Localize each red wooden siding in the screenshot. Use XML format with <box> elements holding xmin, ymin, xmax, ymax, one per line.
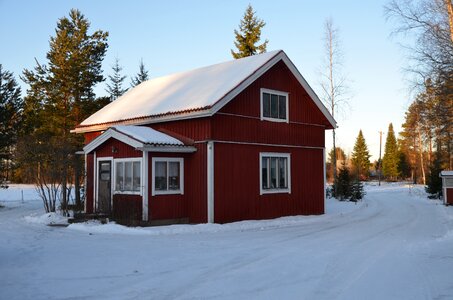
<box><xmin>185</xmin><ymin>143</ymin><xmax>207</xmax><ymax>223</ymax></box>
<box><xmin>85</xmin><ymin>153</ymin><xmax>94</xmax><ymax>214</ymax></box>
<box><xmin>84</xmin><ymin>131</ymin><xmax>102</xmax><ymax>145</ymax></box>
<box><xmin>214</xmin><ymin>143</ymin><xmax>324</xmax><ymax>223</ymax></box>
<box><xmin>212</xmin><ymin>113</ymin><xmax>325</xmax><ymax>147</ymax></box>
<box><xmin>112</xmin><ymin>194</ymin><xmax>142</xmax><ymax>224</ymax></box>
<box><xmin>147</xmin><ymin>152</ymin><xmax>189</xmax><ymax>221</ymax></box>
<box><xmin>95</xmin><ymin>138</ymin><xmax>142</xmax><ymax>158</ymax></box>
<box><xmin>151</xmin><ymin>118</ymin><xmax>211</xmax><ymax>142</ymax></box>
<box><xmin>147</xmin><ymin>144</ymin><xmax>207</xmax><ymax>223</ymax></box>
<box><xmin>447</xmin><ymin>188</ymin><xmax>453</xmax><ymax>205</ymax></box>
<box><xmin>219</xmin><ymin>60</ymin><xmax>331</xmax><ymax>129</ymax></box>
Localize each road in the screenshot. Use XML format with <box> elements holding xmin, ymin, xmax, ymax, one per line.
<box><xmin>1</xmin><ymin>184</ymin><xmax>453</xmax><ymax>299</ymax></box>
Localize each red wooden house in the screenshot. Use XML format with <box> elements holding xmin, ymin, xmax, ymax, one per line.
<box><xmin>73</xmin><ymin>50</ymin><xmax>336</xmax><ymax>224</ymax></box>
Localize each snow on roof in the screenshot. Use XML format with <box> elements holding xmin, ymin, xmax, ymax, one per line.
<box><xmin>79</xmin><ymin>50</ymin><xmax>281</xmax><ymax>127</ymax></box>
<box><xmin>112</xmin><ymin>125</ymin><xmax>183</xmax><ymax>146</ymax></box>
<box><xmin>440</xmin><ymin>171</ymin><xmax>453</xmax><ymax>177</ymax></box>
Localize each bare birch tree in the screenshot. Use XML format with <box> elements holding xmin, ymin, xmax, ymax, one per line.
<box><xmin>320</xmin><ymin>18</ymin><xmax>349</xmax><ymax>189</ymax></box>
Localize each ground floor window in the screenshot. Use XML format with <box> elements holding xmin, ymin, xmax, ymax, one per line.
<box><xmin>260</xmin><ymin>153</ymin><xmax>291</xmax><ymax>194</ymax></box>
<box><xmin>114</xmin><ymin>158</ymin><xmax>141</xmax><ymax>193</ymax></box>
<box><xmin>152</xmin><ymin>157</ymin><xmax>184</xmax><ymax>195</ymax></box>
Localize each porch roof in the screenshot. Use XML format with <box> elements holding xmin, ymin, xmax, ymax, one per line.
<box><xmin>83</xmin><ymin>126</ymin><xmax>197</xmax><ymax>154</ymax></box>
<box><xmin>440</xmin><ymin>171</ymin><xmax>453</xmax><ymax>177</ymax></box>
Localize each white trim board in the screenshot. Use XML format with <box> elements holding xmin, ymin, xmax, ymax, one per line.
<box><xmin>207</xmin><ymin>141</ymin><xmax>214</xmax><ymax>223</ymax></box>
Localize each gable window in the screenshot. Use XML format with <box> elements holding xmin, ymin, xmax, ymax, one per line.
<box><xmin>261</xmin><ymin>88</ymin><xmax>289</xmax><ymax>122</ymax></box>
<box><xmin>260</xmin><ymin>153</ymin><xmax>291</xmax><ymax>194</ymax></box>
<box><xmin>114</xmin><ymin>158</ymin><xmax>141</xmax><ymax>193</ymax></box>
<box><xmin>152</xmin><ymin>157</ymin><xmax>184</xmax><ymax>195</ymax></box>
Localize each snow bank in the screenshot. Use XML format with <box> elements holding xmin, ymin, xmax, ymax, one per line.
<box><xmin>24</xmin><ymin>212</ymin><xmax>68</xmax><ymax>226</ymax></box>
<box><xmin>68</xmin><ymin>199</ymin><xmax>365</xmax><ymax>236</ymax></box>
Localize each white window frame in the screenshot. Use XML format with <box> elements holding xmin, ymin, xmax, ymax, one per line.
<box><xmin>260</xmin><ymin>88</ymin><xmax>289</xmax><ymax>123</ymax></box>
<box><xmin>152</xmin><ymin>157</ymin><xmax>184</xmax><ymax>196</ymax></box>
<box><xmin>259</xmin><ymin>152</ymin><xmax>291</xmax><ymax>195</ymax></box>
<box><xmin>113</xmin><ymin>158</ymin><xmax>142</xmax><ymax>195</ymax></box>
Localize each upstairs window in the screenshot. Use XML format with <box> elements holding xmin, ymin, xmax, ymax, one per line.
<box><xmin>260</xmin><ymin>153</ymin><xmax>291</xmax><ymax>195</ymax></box>
<box><xmin>261</xmin><ymin>88</ymin><xmax>289</xmax><ymax>122</ymax></box>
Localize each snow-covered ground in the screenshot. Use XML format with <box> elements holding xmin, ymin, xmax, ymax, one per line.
<box><xmin>1</xmin><ymin>183</ymin><xmax>452</xmax><ymax>300</ymax></box>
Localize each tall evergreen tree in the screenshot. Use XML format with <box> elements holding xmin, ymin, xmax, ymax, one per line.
<box><xmin>382</xmin><ymin>123</ymin><xmax>400</xmax><ymax>181</ymax></box>
<box><xmin>0</xmin><ymin>65</ymin><xmax>22</xmax><ymax>185</ymax></box>
<box><xmin>130</xmin><ymin>59</ymin><xmax>149</xmax><ymax>87</ymax></box>
<box><xmin>231</xmin><ymin>4</ymin><xmax>268</xmax><ymax>59</ymax></box>
<box><xmin>351</xmin><ymin>130</ymin><xmax>371</xmax><ymax>179</ymax></box>
<box><xmin>21</xmin><ymin>9</ymin><xmax>108</xmax><ymax>211</ymax></box>
<box><xmin>106</xmin><ymin>57</ymin><xmax>127</xmax><ymax>100</ymax></box>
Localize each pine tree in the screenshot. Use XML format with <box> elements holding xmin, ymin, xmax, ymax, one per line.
<box><xmin>130</xmin><ymin>59</ymin><xmax>149</xmax><ymax>87</ymax></box>
<box><xmin>351</xmin><ymin>130</ymin><xmax>371</xmax><ymax>180</ymax></box>
<box><xmin>21</xmin><ymin>9</ymin><xmax>108</xmax><ymax>211</ymax></box>
<box><xmin>382</xmin><ymin>123</ymin><xmax>400</xmax><ymax>181</ymax></box>
<box><xmin>106</xmin><ymin>57</ymin><xmax>127</xmax><ymax>100</ymax></box>
<box><xmin>231</xmin><ymin>4</ymin><xmax>268</xmax><ymax>59</ymax></box>
<box><xmin>0</xmin><ymin>65</ymin><xmax>22</xmax><ymax>186</ymax></box>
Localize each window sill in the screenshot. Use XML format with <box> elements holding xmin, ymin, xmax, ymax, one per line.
<box><xmin>113</xmin><ymin>191</ymin><xmax>142</xmax><ymax>195</ymax></box>
<box><xmin>260</xmin><ymin>117</ymin><xmax>289</xmax><ymax>123</ymax></box>
<box><xmin>260</xmin><ymin>189</ymin><xmax>291</xmax><ymax>195</ymax></box>
<box><xmin>153</xmin><ymin>190</ymin><xmax>184</xmax><ymax>196</ymax></box>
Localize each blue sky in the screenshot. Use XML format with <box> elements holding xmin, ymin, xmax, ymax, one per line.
<box><xmin>0</xmin><ymin>0</ymin><xmax>412</xmax><ymax>160</ymax></box>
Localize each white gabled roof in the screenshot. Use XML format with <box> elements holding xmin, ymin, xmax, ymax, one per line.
<box><xmin>440</xmin><ymin>171</ymin><xmax>453</xmax><ymax>177</ymax></box>
<box><xmin>83</xmin><ymin>126</ymin><xmax>196</xmax><ymax>154</ymax></box>
<box><xmin>74</xmin><ymin>50</ymin><xmax>336</xmax><ymax>133</ymax></box>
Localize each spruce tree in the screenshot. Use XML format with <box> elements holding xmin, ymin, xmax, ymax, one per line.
<box><xmin>0</xmin><ymin>65</ymin><xmax>22</xmax><ymax>186</ymax></box>
<box><xmin>382</xmin><ymin>123</ymin><xmax>400</xmax><ymax>181</ymax></box>
<box><xmin>130</xmin><ymin>59</ymin><xmax>149</xmax><ymax>87</ymax></box>
<box><xmin>425</xmin><ymin>154</ymin><xmax>443</xmax><ymax>199</ymax></box>
<box><xmin>333</xmin><ymin>161</ymin><xmax>351</xmax><ymax>201</ymax></box>
<box><xmin>350</xmin><ymin>178</ymin><xmax>365</xmax><ymax>202</ymax></box>
<box><xmin>231</xmin><ymin>4</ymin><xmax>268</xmax><ymax>59</ymax></box>
<box><xmin>351</xmin><ymin>130</ymin><xmax>371</xmax><ymax>180</ymax></box>
<box><xmin>21</xmin><ymin>9</ymin><xmax>108</xmax><ymax>211</ymax></box>
<box><xmin>106</xmin><ymin>57</ymin><xmax>127</xmax><ymax>100</ymax></box>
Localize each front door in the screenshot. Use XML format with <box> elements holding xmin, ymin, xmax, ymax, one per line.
<box><xmin>97</xmin><ymin>160</ymin><xmax>112</xmax><ymax>214</ymax></box>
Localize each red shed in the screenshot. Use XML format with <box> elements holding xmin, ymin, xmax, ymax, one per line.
<box><xmin>440</xmin><ymin>171</ymin><xmax>453</xmax><ymax>205</ymax></box>
<box><xmin>73</xmin><ymin>50</ymin><xmax>336</xmax><ymax>224</ymax></box>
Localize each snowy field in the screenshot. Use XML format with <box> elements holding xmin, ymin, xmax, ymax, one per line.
<box><xmin>1</xmin><ymin>183</ymin><xmax>453</xmax><ymax>300</ymax></box>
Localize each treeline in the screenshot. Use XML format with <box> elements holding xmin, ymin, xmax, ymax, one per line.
<box><xmin>0</xmin><ymin>9</ymin><xmax>150</xmax><ymax>211</ymax></box>
<box><xmin>385</xmin><ymin>0</ymin><xmax>452</xmax><ymax>197</ymax></box>
<box><xmin>0</xmin><ymin>5</ymin><xmax>269</xmax><ymax>212</ymax></box>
